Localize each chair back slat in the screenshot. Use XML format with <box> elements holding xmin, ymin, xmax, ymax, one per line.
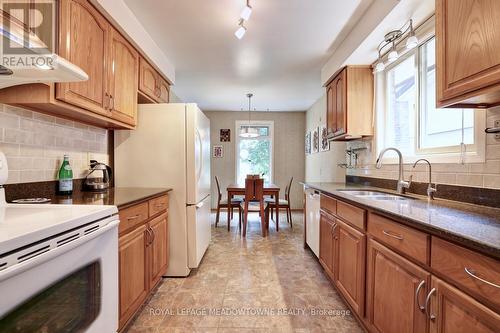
<box><xmin>285</xmin><ymin>177</ymin><xmax>293</xmax><ymax>200</ymax></box>
<box><xmin>215</xmin><ymin>176</ymin><xmax>222</xmax><ymax>199</ymax></box>
<box><xmin>244</xmin><ymin>178</ymin><xmax>264</xmax><ymax>201</ymax></box>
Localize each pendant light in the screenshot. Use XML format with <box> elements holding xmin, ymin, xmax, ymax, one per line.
<box><xmin>240</xmin><ymin>93</ymin><xmax>259</xmax><ymax>138</ymax></box>
<box><xmin>240</xmin><ymin>0</ymin><xmax>252</xmax><ymax>21</ymax></box>
<box><xmin>234</xmin><ymin>19</ymin><xmax>247</xmax><ymax>40</ymax></box>
<box><xmin>405</xmin><ymin>19</ymin><xmax>418</xmax><ymax>49</ymax></box>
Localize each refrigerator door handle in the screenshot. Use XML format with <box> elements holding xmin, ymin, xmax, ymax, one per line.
<box><xmin>187</xmin><ymin>194</ymin><xmax>210</xmax><ymax>207</ymax></box>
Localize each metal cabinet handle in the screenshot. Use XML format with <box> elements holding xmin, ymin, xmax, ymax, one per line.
<box><xmin>382</xmin><ymin>230</ymin><xmax>404</xmax><ymax>240</ymax></box>
<box><xmin>156</xmin><ymin>203</ymin><xmax>164</xmax><ymax>208</ymax></box>
<box><xmin>330</xmin><ymin>222</ymin><xmax>337</xmax><ymax>234</ymax></box>
<box><xmin>104</xmin><ymin>92</ymin><xmax>110</xmax><ymax>109</ymax></box>
<box><xmin>146</xmin><ymin>227</ymin><xmax>153</xmax><ymax>246</ymax></box>
<box><xmin>110</xmin><ymin>94</ymin><xmax>114</xmax><ymax>110</ymax></box>
<box><xmin>127</xmin><ymin>214</ymin><xmax>140</xmax><ymax>221</ymax></box>
<box><xmin>424</xmin><ymin>288</ymin><xmax>437</xmax><ymax>321</ymax></box>
<box><xmin>150</xmin><ymin>227</ymin><xmax>155</xmax><ymax>244</ymax></box>
<box><xmin>415</xmin><ymin>280</ymin><xmax>426</xmax><ymax>311</ymax></box>
<box><xmin>465</xmin><ymin>267</ymin><xmax>500</xmax><ymax>289</ymax></box>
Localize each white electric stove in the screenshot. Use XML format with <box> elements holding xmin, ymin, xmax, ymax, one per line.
<box><xmin>0</xmin><ymin>152</ymin><xmax>120</xmax><ymax>333</ymax></box>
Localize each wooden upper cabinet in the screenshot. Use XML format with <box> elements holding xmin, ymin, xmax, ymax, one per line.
<box><xmin>366</xmin><ymin>239</ymin><xmax>430</xmax><ymax>333</ymax></box>
<box><xmin>138</xmin><ymin>57</ymin><xmax>170</xmax><ymax>103</ymax></box>
<box><xmin>335</xmin><ymin>219</ymin><xmax>366</xmax><ymax>316</ymax></box>
<box><xmin>108</xmin><ymin>28</ymin><xmax>139</xmax><ymax>126</ymax></box>
<box><xmin>325</xmin><ymin>66</ymin><xmax>373</xmax><ymax>140</ymax></box>
<box><xmin>139</xmin><ymin>57</ymin><xmax>158</xmax><ymax>102</ymax></box>
<box><xmin>436</xmin><ymin>0</ymin><xmax>500</xmax><ymax>108</ymax></box>
<box><xmin>157</xmin><ymin>76</ymin><xmax>170</xmax><ymax>103</ymax></box>
<box><xmin>56</xmin><ymin>0</ymin><xmax>110</xmax><ymax>116</ymax></box>
<box><xmin>428</xmin><ymin>276</ymin><xmax>500</xmax><ymax>333</ymax></box>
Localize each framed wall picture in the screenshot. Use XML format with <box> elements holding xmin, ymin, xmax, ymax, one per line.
<box><xmin>213</xmin><ymin>145</ymin><xmax>224</xmax><ymax>158</ymax></box>
<box><xmin>220</xmin><ymin>129</ymin><xmax>231</xmax><ymax>142</ymax></box>
<box><xmin>305</xmin><ymin>132</ymin><xmax>311</xmax><ymax>155</ymax></box>
<box><xmin>312</xmin><ymin>127</ymin><xmax>319</xmax><ymax>153</ymax></box>
<box><xmin>320</xmin><ymin>124</ymin><xmax>329</xmax><ymax>152</ymax></box>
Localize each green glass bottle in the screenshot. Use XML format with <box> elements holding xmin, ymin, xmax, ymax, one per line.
<box><xmin>58</xmin><ymin>154</ymin><xmax>73</xmax><ymax>195</ymax></box>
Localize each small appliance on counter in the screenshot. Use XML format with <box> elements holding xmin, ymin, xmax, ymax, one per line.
<box><xmin>84</xmin><ymin>160</ymin><xmax>112</xmax><ymax>192</ymax></box>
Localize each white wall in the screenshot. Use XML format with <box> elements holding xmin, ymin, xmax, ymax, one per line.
<box><xmin>305</xmin><ymin>95</ymin><xmax>346</xmax><ymax>183</ymax></box>
<box><xmin>204</xmin><ymin>111</ymin><xmax>305</xmax><ymax>210</ymax></box>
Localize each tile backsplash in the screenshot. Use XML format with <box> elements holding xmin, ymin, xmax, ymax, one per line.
<box><xmin>346</xmin><ymin>107</ymin><xmax>500</xmax><ymax>189</ymax></box>
<box><xmin>0</xmin><ymin>104</ymin><xmax>109</xmax><ymax>184</ymax></box>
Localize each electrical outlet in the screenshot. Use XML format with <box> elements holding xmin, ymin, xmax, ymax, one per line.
<box><xmin>495</xmin><ymin>120</ymin><xmax>500</xmax><ymax>140</ymax></box>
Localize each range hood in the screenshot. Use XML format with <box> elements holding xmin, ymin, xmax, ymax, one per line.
<box><xmin>0</xmin><ymin>10</ymin><xmax>88</xmax><ymax>89</ymax></box>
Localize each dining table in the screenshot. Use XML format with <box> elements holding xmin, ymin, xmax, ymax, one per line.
<box><xmin>226</xmin><ymin>183</ymin><xmax>281</xmax><ymax>233</ymax></box>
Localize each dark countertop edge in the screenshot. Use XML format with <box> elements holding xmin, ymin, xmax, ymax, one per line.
<box><xmin>115</xmin><ymin>188</ymin><xmax>173</xmax><ymax>210</ymax></box>
<box><xmin>302</xmin><ymin>182</ymin><xmax>500</xmax><ymax>260</ymax></box>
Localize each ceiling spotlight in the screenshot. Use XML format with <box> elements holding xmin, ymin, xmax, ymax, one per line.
<box><xmin>374</xmin><ymin>61</ymin><xmax>385</xmax><ymax>73</ymax></box>
<box><xmin>235</xmin><ymin>19</ymin><xmax>246</xmax><ymax>39</ymax></box>
<box><xmin>406</xmin><ymin>20</ymin><xmax>418</xmax><ymax>49</ymax></box>
<box><xmin>388</xmin><ymin>42</ymin><xmax>399</xmax><ymax>62</ymax></box>
<box><xmin>240</xmin><ymin>0</ymin><xmax>252</xmax><ymax>21</ymax></box>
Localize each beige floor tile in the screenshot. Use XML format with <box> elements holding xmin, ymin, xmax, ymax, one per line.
<box><xmin>125</xmin><ymin>213</ymin><xmax>361</xmax><ymax>333</ymax></box>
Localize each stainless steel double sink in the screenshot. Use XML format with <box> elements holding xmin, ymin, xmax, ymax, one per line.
<box><xmin>337</xmin><ymin>189</ymin><xmax>414</xmax><ymax>201</ymax></box>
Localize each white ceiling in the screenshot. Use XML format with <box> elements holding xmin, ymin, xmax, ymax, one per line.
<box><xmin>124</xmin><ymin>0</ymin><xmax>370</xmax><ymax>111</ymax></box>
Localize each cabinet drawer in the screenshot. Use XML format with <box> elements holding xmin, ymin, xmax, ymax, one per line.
<box><xmin>368</xmin><ymin>213</ymin><xmax>429</xmax><ymax>265</ymax></box>
<box><xmin>431</xmin><ymin>237</ymin><xmax>500</xmax><ymax>310</ymax></box>
<box><xmin>119</xmin><ymin>202</ymin><xmax>149</xmax><ymax>234</ymax></box>
<box><xmin>337</xmin><ymin>200</ymin><xmax>365</xmax><ymax>230</ymax></box>
<box><xmin>149</xmin><ymin>195</ymin><xmax>168</xmax><ymax>217</ymax></box>
<box><xmin>320</xmin><ymin>194</ymin><xmax>336</xmax><ymax>215</ymax></box>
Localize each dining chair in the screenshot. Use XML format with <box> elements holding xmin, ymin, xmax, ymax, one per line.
<box><xmin>240</xmin><ymin>178</ymin><xmax>268</xmax><ymax>237</ymax></box>
<box><xmin>266</xmin><ymin>177</ymin><xmax>293</xmax><ymax>228</ymax></box>
<box><xmin>215</xmin><ymin>176</ymin><xmax>242</xmax><ymax>231</ymax></box>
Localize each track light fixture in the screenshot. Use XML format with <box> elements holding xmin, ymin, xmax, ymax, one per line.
<box><xmin>234</xmin><ymin>19</ymin><xmax>246</xmax><ymax>39</ymax></box>
<box><xmin>235</xmin><ymin>0</ymin><xmax>253</xmax><ymax>39</ymax></box>
<box><xmin>373</xmin><ymin>19</ymin><xmax>419</xmax><ymax>72</ymax></box>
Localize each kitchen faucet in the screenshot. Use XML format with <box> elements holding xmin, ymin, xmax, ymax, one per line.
<box><xmin>413</xmin><ymin>158</ymin><xmax>437</xmax><ymax>200</ymax></box>
<box><xmin>376</xmin><ymin>147</ymin><xmax>412</xmax><ymax>194</ymax></box>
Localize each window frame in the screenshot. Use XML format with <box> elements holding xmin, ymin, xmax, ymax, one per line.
<box><xmin>375</xmin><ymin>35</ymin><xmax>486</xmax><ymax>165</ymax></box>
<box><xmin>235</xmin><ymin>120</ymin><xmax>274</xmax><ymax>183</ymax></box>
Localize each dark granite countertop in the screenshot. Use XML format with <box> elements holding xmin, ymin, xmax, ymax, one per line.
<box><xmin>49</xmin><ymin>187</ymin><xmax>171</xmax><ymax>209</ymax></box>
<box><xmin>303</xmin><ymin>182</ymin><xmax>500</xmax><ymax>259</ymax></box>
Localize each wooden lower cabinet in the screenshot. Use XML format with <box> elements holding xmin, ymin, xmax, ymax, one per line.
<box><xmin>119</xmin><ymin>224</ymin><xmax>148</xmax><ymax>329</ymax></box>
<box><xmin>428</xmin><ymin>276</ymin><xmax>500</xmax><ymax>333</ymax></box>
<box><xmin>148</xmin><ymin>213</ymin><xmax>169</xmax><ymax>287</ymax></box>
<box><xmin>336</xmin><ymin>219</ymin><xmax>365</xmax><ymax>316</ymax></box>
<box><xmin>118</xmin><ymin>195</ymin><xmax>169</xmax><ymax>331</ymax></box>
<box><xmin>366</xmin><ymin>239</ymin><xmax>430</xmax><ymax>333</ymax></box>
<box><xmin>319</xmin><ymin>211</ymin><xmax>338</xmax><ymax>280</ymax></box>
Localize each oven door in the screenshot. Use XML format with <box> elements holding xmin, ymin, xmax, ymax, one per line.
<box><xmin>0</xmin><ymin>216</ymin><xmax>119</xmax><ymax>333</ymax></box>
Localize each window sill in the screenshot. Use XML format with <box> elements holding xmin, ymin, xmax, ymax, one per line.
<box><xmin>375</xmin><ymin>151</ymin><xmax>485</xmax><ymax>165</ymax></box>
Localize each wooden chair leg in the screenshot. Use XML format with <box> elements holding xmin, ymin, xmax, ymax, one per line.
<box><xmin>227</xmin><ymin>207</ymin><xmax>231</xmax><ymax>232</ymax></box>
<box><xmin>288</xmin><ymin>207</ymin><xmax>293</xmax><ymax>229</ymax></box>
<box><xmin>276</xmin><ymin>207</ymin><xmax>279</xmax><ymax>232</ymax></box>
<box><xmin>260</xmin><ymin>204</ymin><xmax>266</xmax><ymax>237</ymax></box>
<box><xmin>238</xmin><ymin>206</ymin><xmax>242</xmax><ymax>230</ymax></box>
<box><xmin>243</xmin><ymin>203</ymin><xmax>248</xmax><ymax>237</ymax></box>
<box><xmin>231</xmin><ymin>206</ymin><xmax>234</xmax><ymax>219</ymax></box>
<box><xmin>215</xmin><ymin>205</ymin><xmax>221</xmax><ymax>227</ymax></box>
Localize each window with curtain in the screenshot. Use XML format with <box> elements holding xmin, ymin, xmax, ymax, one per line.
<box><xmin>235</xmin><ymin>121</ymin><xmax>273</xmax><ymax>184</ymax></box>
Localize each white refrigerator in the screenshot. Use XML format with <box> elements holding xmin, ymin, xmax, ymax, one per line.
<box><xmin>114</xmin><ymin>103</ymin><xmax>211</xmax><ymax>277</ymax></box>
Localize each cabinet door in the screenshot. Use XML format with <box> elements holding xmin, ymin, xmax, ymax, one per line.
<box><xmin>336</xmin><ymin>219</ymin><xmax>365</xmax><ymax>316</ymax></box>
<box><xmin>319</xmin><ymin>212</ymin><xmax>335</xmax><ymax>280</ymax></box>
<box><xmin>108</xmin><ymin>28</ymin><xmax>139</xmax><ymax>126</ymax></box>
<box><xmin>335</xmin><ymin>69</ymin><xmax>347</xmax><ymax>136</ymax></box>
<box><xmin>326</xmin><ymin>82</ymin><xmax>336</xmax><ymax>135</ymax></box>
<box><xmin>56</xmin><ymin>0</ymin><xmax>110</xmax><ymax>116</ymax></box>
<box><xmin>139</xmin><ymin>57</ymin><xmax>159</xmax><ymax>102</ymax></box>
<box><xmin>429</xmin><ymin>276</ymin><xmax>500</xmax><ymax>333</ymax></box>
<box><xmin>366</xmin><ymin>239</ymin><xmax>430</xmax><ymax>333</ymax></box>
<box><xmin>119</xmin><ymin>224</ymin><xmax>148</xmax><ymax>329</ymax></box>
<box><xmin>148</xmin><ymin>214</ymin><xmax>169</xmax><ymax>288</ymax></box>
<box><xmin>157</xmin><ymin>76</ymin><xmax>170</xmax><ymax>103</ymax></box>
<box><xmin>436</xmin><ymin>0</ymin><xmax>500</xmax><ymax>104</ymax></box>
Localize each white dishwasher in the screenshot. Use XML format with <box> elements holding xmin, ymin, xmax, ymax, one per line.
<box><xmin>305</xmin><ymin>188</ymin><xmax>321</xmax><ymax>257</ymax></box>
